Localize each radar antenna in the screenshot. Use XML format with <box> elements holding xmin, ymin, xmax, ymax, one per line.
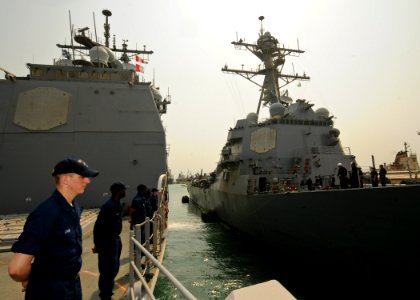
<box><xmin>258</xmin><ymin>16</ymin><xmax>265</xmax><ymax>36</ymax></box>
<box><xmin>102</xmin><ymin>9</ymin><xmax>112</xmax><ymax>47</ymax></box>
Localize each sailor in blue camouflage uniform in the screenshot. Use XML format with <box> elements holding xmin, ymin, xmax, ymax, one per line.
<box><xmin>8</xmin><ymin>158</ymin><xmax>99</xmax><ymax>300</ymax></box>
<box><xmin>92</xmin><ymin>182</ymin><xmax>127</xmax><ymax>300</ymax></box>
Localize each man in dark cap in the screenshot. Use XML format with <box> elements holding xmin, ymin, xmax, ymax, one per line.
<box><xmin>8</xmin><ymin>157</ymin><xmax>99</xmax><ymax>300</ymax></box>
<box><xmin>92</xmin><ymin>182</ymin><xmax>127</xmax><ymax>300</ymax></box>
<box><xmin>130</xmin><ymin>184</ymin><xmax>147</xmax><ymax>231</ymax></box>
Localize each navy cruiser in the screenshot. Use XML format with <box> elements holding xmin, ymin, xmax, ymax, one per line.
<box><xmin>187</xmin><ymin>16</ymin><xmax>420</xmax><ymax>296</ymax></box>
<box><xmin>0</xmin><ymin>9</ymin><xmax>170</xmax><ymax>214</ymax></box>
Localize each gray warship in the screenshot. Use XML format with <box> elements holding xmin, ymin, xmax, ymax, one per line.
<box><xmin>0</xmin><ymin>9</ymin><xmax>170</xmax><ymax>214</ymax></box>
<box><xmin>187</xmin><ymin>17</ymin><xmax>420</xmax><ymax>297</ymax></box>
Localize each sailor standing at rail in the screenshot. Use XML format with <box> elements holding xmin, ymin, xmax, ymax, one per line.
<box><xmin>8</xmin><ymin>158</ymin><xmax>99</xmax><ymax>300</ymax></box>
<box><xmin>92</xmin><ymin>182</ymin><xmax>127</xmax><ymax>300</ymax></box>
<box><xmin>337</xmin><ymin>162</ymin><xmax>348</xmax><ymax>189</ymax></box>
<box><xmin>379</xmin><ymin>164</ymin><xmax>387</xmax><ymax>186</ymax></box>
<box><xmin>130</xmin><ymin>184</ymin><xmax>148</xmax><ymax>242</ymax></box>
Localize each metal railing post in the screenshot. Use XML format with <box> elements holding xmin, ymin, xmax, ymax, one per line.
<box><xmin>129</xmin><ymin>229</ymin><xmax>134</xmax><ymax>298</ymax></box>
<box><xmin>144</xmin><ymin>217</ymin><xmax>151</xmax><ymax>277</ymax></box>
<box><xmin>152</xmin><ymin>218</ymin><xmax>158</xmax><ymax>256</ymax></box>
<box><xmin>160</xmin><ymin>204</ymin><xmax>165</xmax><ymax>242</ymax></box>
<box><xmin>134</xmin><ymin>224</ymin><xmax>142</xmax><ymax>271</ymax></box>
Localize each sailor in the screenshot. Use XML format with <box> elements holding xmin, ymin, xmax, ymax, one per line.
<box><xmin>379</xmin><ymin>164</ymin><xmax>387</xmax><ymax>186</ymax></box>
<box><xmin>350</xmin><ymin>161</ymin><xmax>360</xmax><ymax>188</ymax></box>
<box><xmin>130</xmin><ymin>184</ymin><xmax>148</xmax><ymax>242</ymax></box>
<box><xmin>8</xmin><ymin>158</ymin><xmax>99</xmax><ymax>300</ymax></box>
<box><xmin>92</xmin><ymin>182</ymin><xmax>127</xmax><ymax>300</ymax></box>
<box><xmin>337</xmin><ymin>162</ymin><xmax>348</xmax><ymax>189</ymax></box>
<box><xmin>370</xmin><ymin>167</ymin><xmax>379</xmax><ymax>187</ymax></box>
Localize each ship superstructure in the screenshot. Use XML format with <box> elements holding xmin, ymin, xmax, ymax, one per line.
<box><xmin>386</xmin><ymin>142</ymin><xmax>420</xmax><ymax>183</ymax></box>
<box><xmin>215</xmin><ymin>16</ymin><xmax>353</xmax><ymax>192</ymax></box>
<box><xmin>0</xmin><ymin>10</ymin><xmax>170</xmax><ymax>213</ymax></box>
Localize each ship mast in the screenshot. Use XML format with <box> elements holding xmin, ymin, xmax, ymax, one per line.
<box><xmin>404</xmin><ymin>142</ymin><xmax>413</xmax><ymax>180</ymax></box>
<box><xmin>57</xmin><ymin>9</ymin><xmax>153</xmax><ymax>57</ymax></box>
<box><xmin>222</xmin><ymin>16</ymin><xmax>310</xmax><ymax>116</ymax></box>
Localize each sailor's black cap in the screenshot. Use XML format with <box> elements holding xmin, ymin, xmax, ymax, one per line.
<box><xmin>110</xmin><ymin>182</ymin><xmax>129</xmax><ymax>193</ymax></box>
<box><xmin>51</xmin><ymin>158</ymin><xmax>99</xmax><ymax>177</ymax></box>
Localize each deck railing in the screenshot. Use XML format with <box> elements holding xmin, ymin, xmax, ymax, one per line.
<box><xmin>127</xmin><ymin>178</ymin><xmax>197</xmax><ymax>300</ymax></box>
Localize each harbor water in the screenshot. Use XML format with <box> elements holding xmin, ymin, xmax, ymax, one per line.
<box><xmin>154</xmin><ymin>184</ymin><xmax>300</xmax><ymax>299</ymax></box>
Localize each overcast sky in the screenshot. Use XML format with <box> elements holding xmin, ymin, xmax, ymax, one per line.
<box><xmin>1</xmin><ymin>0</ymin><xmax>420</xmax><ymax>178</ymax></box>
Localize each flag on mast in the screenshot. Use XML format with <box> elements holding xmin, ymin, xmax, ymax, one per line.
<box><xmin>135</xmin><ymin>55</ymin><xmax>145</xmax><ymax>73</ymax></box>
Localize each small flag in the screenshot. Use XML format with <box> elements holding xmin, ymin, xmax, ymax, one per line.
<box><xmin>135</xmin><ymin>55</ymin><xmax>148</xmax><ymax>64</ymax></box>
<box><xmin>135</xmin><ymin>55</ymin><xmax>146</xmax><ymax>73</ymax></box>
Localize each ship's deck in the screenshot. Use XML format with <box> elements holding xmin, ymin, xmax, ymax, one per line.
<box><xmin>0</xmin><ymin>210</ymin><xmax>132</xmax><ymax>299</ymax></box>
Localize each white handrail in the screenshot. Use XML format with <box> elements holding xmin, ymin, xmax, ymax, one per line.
<box><xmin>127</xmin><ymin>175</ymin><xmax>198</xmax><ymax>300</ymax></box>
<box><xmin>130</xmin><ymin>236</ymin><xmax>197</xmax><ymax>300</ymax></box>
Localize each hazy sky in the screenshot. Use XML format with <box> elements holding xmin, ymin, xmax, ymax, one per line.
<box><xmin>1</xmin><ymin>0</ymin><xmax>420</xmax><ymax>178</ymax></box>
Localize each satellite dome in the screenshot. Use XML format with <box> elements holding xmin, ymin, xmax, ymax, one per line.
<box><xmin>246</xmin><ymin>112</ymin><xmax>258</xmax><ymax>125</ymax></box>
<box><xmin>90</xmin><ymin>46</ymin><xmax>109</xmax><ymax>65</ymax></box>
<box><xmin>269</xmin><ymin>102</ymin><xmax>285</xmax><ymax>118</ymax></box>
<box><xmin>329</xmin><ymin>128</ymin><xmax>340</xmax><ymax>137</ymax></box>
<box><xmin>315</xmin><ymin>107</ymin><xmax>329</xmax><ymax>119</ymax></box>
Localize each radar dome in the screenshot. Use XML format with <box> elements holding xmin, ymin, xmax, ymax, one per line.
<box><xmin>90</xmin><ymin>46</ymin><xmax>109</xmax><ymax>65</ymax></box>
<box><xmin>269</xmin><ymin>102</ymin><xmax>285</xmax><ymax>118</ymax></box>
<box><xmin>246</xmin><ymin>112</ymin><xmax>258</xmax><ymax>125</ymax></box>
<box><xmin>329</xmin><ymin>128</ymin><xmax>340</xmax><ymax>137</ymax></box>
<box><xmin>315</xmin><ymin>107</ymin><xmax>329</xmax><ymax>118</ymax></box>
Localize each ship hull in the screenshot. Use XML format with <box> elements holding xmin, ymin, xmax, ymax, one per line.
<box><xmin>0</xmin><ymin>79</ymin><xmax>167</xmax><ymax>214</ymax></box>
<box><xmin>188</xmin><ymin>184</ymin><xmax>420</xmax><ymax>295</ymax></box>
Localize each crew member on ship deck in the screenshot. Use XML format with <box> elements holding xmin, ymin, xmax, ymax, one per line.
<box><xmin>8</xmin><ymin>158</ymin><xmax>99</xmax><ymax>300</ymax></box>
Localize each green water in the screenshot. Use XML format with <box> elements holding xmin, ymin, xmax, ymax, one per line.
<box><xmin>154</xmin><ymin>184</ymin><xmax>278</xmax><ymax>299</ymax></box>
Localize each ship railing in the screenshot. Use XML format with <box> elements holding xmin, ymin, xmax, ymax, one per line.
<box><xmin>127</xmin><ymin>176</ymin><xmax>197</xmax><ymax>300</ymax></box>
<box><xmin>128</xmin><ymin>215</ymin><xmax>197</xmax><ymax>300</ymax></box>
<box><xmin>128</xmin><ymin>229</ymin><xmax>197</xmax><ymax>300</ymax></box>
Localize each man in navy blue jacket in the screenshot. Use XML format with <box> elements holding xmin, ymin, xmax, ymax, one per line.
<box><xmin>8</xmin><ymin>158</ymin><xmax>99</xmax><ymax>300</ymax></box>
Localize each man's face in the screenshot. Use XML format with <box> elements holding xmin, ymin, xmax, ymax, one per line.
<box><xmin>64</xmin><ymin>173</ymin><xmax>91</xmax><ymax>195</ymax></box>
